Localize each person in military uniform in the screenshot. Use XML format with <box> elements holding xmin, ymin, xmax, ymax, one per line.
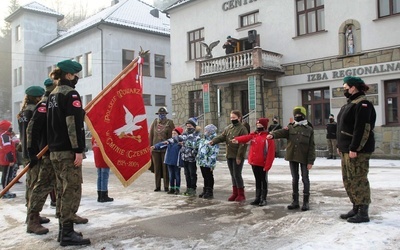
<box><xmin>149</xmin><ymin>107</ymin><xmax>175</xmax><ymax>192</ymax></box>
<box><xmin>17</xmin><ymin>86</ymin><xmax>49</xmax><ymax>222</ymax></box>
<box><xmin>267</xmin><ymin>106</ymin><xmax>315</xmax><ymax>211</ymax></box>
<box><xmin>25</xmin><ymin>79</ymin><xmax>56</xmax><ymax>235</ymax></box>
<box><xmin>47</xmin><ymin>60</ymin><xmax>90</xmax><ymax>246</ymax></box>
<box><xmin>337</xmin><ymin>76</ymin><xmax>376</xmax><ymax>223</ymax></box>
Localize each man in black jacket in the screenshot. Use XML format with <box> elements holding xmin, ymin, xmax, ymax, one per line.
<box><xmin>326</xmin><ymin>114</ymin><xmax>337</xmax><ymax>159</ymax></box>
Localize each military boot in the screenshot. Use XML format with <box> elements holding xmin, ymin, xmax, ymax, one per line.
<box><xmin>347</xmin><ymin>205</ymin><xmax>370</xmax><ymax>223</ymax></box>
<box><xmin>60</xmin><ymin>222</ymin><xmax>91</xmax><ymax>246</ymax></box>
<box><xmin>72</xmin><ymin>214</ymin><xmax>88</xmax><ymax>224</ymax></box>
<box><xmin>27</xmin><ymin>212</ymin><xmax>49</xmax><ymax>235</ymax></box>
<box><xmin>287</xmin><ymin>193</ymin><xmax>300</xmax><ymax>210</ymax></box>
<box><xmin>340</xmin><ymin>204</ymin><xmax>358</xmax><ymax>219</ymax></box>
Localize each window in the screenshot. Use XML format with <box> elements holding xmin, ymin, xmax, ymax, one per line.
<box><xmin>142</xmin><ymin>53</ymin><xmax>150</xmax><ymax>76</ymax></box>
<box><xmin>76</xmin><ymin>55</ymin><xmax>83</xmax><ymax>78</ymax></box>
<box><xmin>385</xmin><ymin>80</ymin><xmax>400</xmax><ymax>125</ymax></box>
<box><xmin>296</xmin><ymin>0</ymin><xmax>325</xmax><ymax>35</ymax></box>
<box><xmin>188</xmin><ymin>28</ymin><xmax>205</xmax><ymax>60</ymax></box>
<box><xmin>240</xmin><ymin>11</ymin><xmax>259</xmax><ymax>27</ymax></box>
<box><xmin>154</xmin><ymin>54</ymin><xmax>165</xmax><ymax>78</ymax></box>
<box><xmin>13</xmin><ymin>68</ymin><xmax>17</xmax><ymax>87</ymax></box>
<box><xmin>378</xmin><ymin>0</ymin><xmax>400</xmax><ymax>17</ymax></box>
<box><xmin>155</xmin><ymin>95</ymin><xmax>166</xmax><ymax>106</ymax></box>
<box><xmin>302</xmin><ymin>87</ymin><xmax>330</xmax><ymax>127</ymax></box>
<box><xmin>122</xmin><ymin>50</ymin><xmax>134</xmax><ymax>69</ymax></box>
<box><xmin>85</xmin><ymin>52</ymin><xmax>92</xmax><ymax>77</ymax></box>
<box><xmin>15</xmin><ymin>25</ymin><xmax>21</xmax><ymax>41</ymax></box>
<box><xmin>18</xmin><ymin>67</ymin><xmax>22</xmax><ymax>86</ymax></box>
<box><xmin>143</xmin><ymin>94</ymin><xmax>151</xmax><ymax>106</ymax></box>
<box><xmin>85</xmin><ymin>94</ymin><xmax>92</xmax><ymax>106</ymax></box>
<box><xmin>189</xmin><ymin>90</ymin><xmax>203</xmax><ymax>117</ymax></box>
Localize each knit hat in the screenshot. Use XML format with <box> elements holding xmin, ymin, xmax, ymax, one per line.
<box><xmin>293</xmin><ymin>106</ymin><xmax>307</xmax><ymax>117</ymax></box>
<box><xmin>156</xmin><ymin>107</ymin><xmax>168</xmax><ymax>114</ymax></box>
<box><xmin>204</xmin><ymin>124</ymin><xmax>217</xmax><ymax>135</ymax></box>
<box><xmin>0</xmin><ymin>120</ymin><xmax>12</xmax><ymax>131</ymax></box>
<box><xmin>25</xmin><ymin>86</ymin><xmax>45</xmax><ymax>97</ymax></box>
<box><xmin>257</xmin><ymin>118</ymin><xmax>269</xmax><ymax>128</ymax></box>
<box><xmin>57</xmin><ymin>60</ymin><xmax>82</xmax><ymax>74</ymax></box>
<box><xmin>329</xmin><ymin>114</ymin><xmax>334</xmax><ymax>119</ymax></box>
<box><xmin>186</xmin><ymin>117</ymin><xmax>198</xmax><ymax>127</ymax></box>
<box><xmin>174</xmin><ymin>127</ymin><xmax>183</xmax><ymax>135</ymax></box>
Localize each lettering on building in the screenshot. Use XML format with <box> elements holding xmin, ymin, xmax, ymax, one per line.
<box><xmin>222</xmin><ymin>0</ymin><xmax>258</xmax><ymax>11</ymax></box>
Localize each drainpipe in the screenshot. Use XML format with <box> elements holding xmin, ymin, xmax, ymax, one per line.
<box><xmin>260</xmin><ymin>74</ymin><xmax>265</xmax><ymax>117</ymax></box>
<box><xmin>96</xmin><ymin>22</ymin><xmax>104</xmax><ymax>90</ymax></box>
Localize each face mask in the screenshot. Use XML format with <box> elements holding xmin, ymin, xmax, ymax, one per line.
<box><xmin>71</xmin><ymin>75</ymin><xmax>79</xmax><ymax>86</ymax></box>
<box><xmin>344</xmin><ymin>89</ymin><xmax>351</xmax><ymax>98</ymax></box>
<box><xmin>256</xmin><ymin>127</ymin><xmax>264</xmax><ymax>132</ymax></box>
<box><xmin>329</xmin><ymin>118</ymin><xmax>334</xmax><ymax>123</ymax></box>
<box><xmin>294</xmin><ymin>116</ymin><xmax>303</xmax><ymax>122</ymax></box>
<box><xmin>231</xmin><ymin>119</ymin><xmax>239</xmax><ymax>125</ymax></box>
<box><xmin>273</xmin><ymin>121</ymin><xmax>278</xmax><ymax>124</ymax></box>
<box><xmin>186</xmin><ymin>128</ymin><xmax>195</xmax><ymax>134</ymax></box>
<box><xmin>158</xmin><ymin>114</ymin><xmax>166</xmax><ymax>120</ymax></box>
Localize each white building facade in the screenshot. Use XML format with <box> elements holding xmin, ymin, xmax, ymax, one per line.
<box><xmin>6</xmin><ymin>0</ymin><xmax>172</xmax><ymax>131</ymax></box>
<box><xmin>166</xmin><ymin>0</ymin><xmax>400</xmax><ymax>158</ymax></box>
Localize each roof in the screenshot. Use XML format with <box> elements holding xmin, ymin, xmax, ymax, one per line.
<box><xmin>40</xmin><ymin>0</ymin><xmax>170</xmax><ymax>51</ymax></box>
<box><xmin>5</xmin><ymin>1</ymin><xmax>64</xmax><ymax>22</ymax></box>
<box><xmin>164</xmin><ymin>0</ymin><xmax>197</xmax><ymax>12</ymax></box>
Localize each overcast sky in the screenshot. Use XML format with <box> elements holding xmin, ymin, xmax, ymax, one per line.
<box><xmin>0</xmin><ymin>0</ymin><xmax>155</xmax><ymax>30</ymax></box>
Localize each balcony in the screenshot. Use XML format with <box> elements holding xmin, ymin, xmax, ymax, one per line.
<box><xmin>195</xmin><ymin>47</ymin><xmax>283</xmax><ymax>79</ymax></box>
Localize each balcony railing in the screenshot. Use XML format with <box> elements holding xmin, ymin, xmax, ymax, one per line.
<box><xmin>196</xmin><ymin>47</ymin><xmax>283</xmax><ymax>77</ymax></box>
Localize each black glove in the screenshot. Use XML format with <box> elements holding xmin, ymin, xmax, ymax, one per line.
<box><xmin>29</xmin><ymin>156</ymin><xmax>38</xmax><ymax>168</ymax></box>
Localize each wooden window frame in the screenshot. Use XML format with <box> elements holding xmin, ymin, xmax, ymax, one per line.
<box><xmin>240</xmin><ymin>11</ymin><xmax>259</xmax><ymax>27</ymax></box>
<box><xmin>296</xmin><ymin>0</ymin><xmax>325</xmax><ymax>36</ymax></box>
<box><xmin>384</xmin><ymin>79</ymin><xmax>400</xmax><ymax>125</ymax></box>
<box><xmin>189</xmin><ymin>90</ymin><xmax>203</xmax><ymax>117</ymax></box>
<box><xmin>154</xmin><ymin>54</ymin><xmax>165</xmax><ymax>78</ymax></box>
<box><xmin>302</xmin><ymin>87</ymin><xmax>330</xmax><ymax>128</ymax></box>
<box><xmin>188</xmin><ymin>28</ymin><xmax>205</xmax><ymax>60</ymax></box>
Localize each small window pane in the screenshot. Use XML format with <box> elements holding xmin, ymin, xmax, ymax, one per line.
<box><xmin>387</xmin><ymin>97</ymin><xmax>398</xmax><ymax>123</ymax></box>
<box><xmin>316</xmin><ymin>0</ymin><xmax>324</xmax><ymax>6</ymax></box>
<box><xmin>297</xmin><ymin>0</ymin><xmax>305</xmax><ymax>11</ymax></box>
<box><xmin>143</xmin><ymin>94</ymin><xmax>151</xmax><ymax>106</ymax></box>
<box><xmin>314</xmin><ymin>104</ymin><xmax>322</xmax><ymax>125</ymax></box>
<box><xmin>306</xmin><ymin>0</ymin><xmax>315</xmax><ymax>9</ymax></box>
<box><xmin>314</xmin><ymin>90</ymin><xmax>322</xmax><ymax>100</ymax></box>
<box><xmin>155</xmin><ymin>95</ymin><xmax>166</xmax><ymax>106</ymax></box>
<box><xmin>395</xmin><ymin>0</ymin><xmax>400</xmax><ymax>13</ymax></box>
<box><xmin>317</xmin><ymin>9</ymin><xmax>325</xmax><ymax>30</ymax></box>
<box><xmin>299</xmin><ymin>14</ymin><xmax>306</xmax><ymax>35</ymax></box>
<box><xmin>324</xmin><ymin>89</ymin><xmax>330</xmax><ymax>99</ymax></box>
<box><xmin>379</xmin><ymin>0</ymin><xmax>390</xmax><ymax>16</ymax></box>
<box><xmin>308</xmin><ymin>11</ymin><xmax>316</xmax><ymax>33</ymax></box>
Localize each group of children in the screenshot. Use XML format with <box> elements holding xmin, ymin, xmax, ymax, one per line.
<box><xmin>150</xmin><ymin>106</ymin><xmax>315</xmax><ymax>212</ymax></box>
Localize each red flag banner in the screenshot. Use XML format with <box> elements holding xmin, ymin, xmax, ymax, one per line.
<box><xmin>85</xmin><ymin>57</ymin><xmax>150</xmax><ymax>187</ymax></box>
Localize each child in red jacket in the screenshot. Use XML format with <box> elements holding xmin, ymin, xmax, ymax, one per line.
<box><xmin>0</xmin><ymin>120</ymin><xmax>16</xmax><ymax>199</ymax></box>
<box><xmin>232</xmin><ymin>118</ymin><xmax>275</xmax><ymax>206</ymax></box>
<box><xmin>92</xmin><ymin>138</ymin><xmax>113</xmax><ymax>202</ymax></box>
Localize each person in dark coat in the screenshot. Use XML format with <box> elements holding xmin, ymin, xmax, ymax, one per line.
<box><xmin>337</xmin><ymin>76</ymin><xmax>376</xmax><ymax>223</ymax></box>
<box><xmin>267</xmin><ymin>106</ymin><xmax>315</xmax><ymax>211</ymax></box>
<box><xmin>326</xmin><ymin>114</ymin><xmax>337</xmax><ymax>159</ymax></box>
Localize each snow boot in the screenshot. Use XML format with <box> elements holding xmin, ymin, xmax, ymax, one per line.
<box><xmin>174</xmin><ymin>187</ymin><xmax>180</xmax><ymax>195</ymax></box>
<box><xmin>340</xmin><ymin>204</ymin><xmax>358</xmax><ymax>219</ymax></box>
<box><xmin>60</xmin><ymin>221</ymin><xmax>91</xmax><ymax>246</ymax></box>
<box><xmin>183</xmin><ymin>188</ymin><xmax>194</xmax><ymax>196</ymax></box>
<box><xmin>198</xmin><ymin>187</ymin><xmax>206</xmax><ymax>198</ymax></box>
<box><xmin>287</xmin><ymin>193</ymin><xmax>300</xmax><ymax>210</ymax></box>
<box><xmin>235</xmin><ymin>187</ymin><xmax>246</xmax><ymax>202</ymax></box>
<box><xmin>97</xmin><ymin>191</ymin><xmax>102</xmax><ymax>202</ymax></box>
<box><xmin>347</xmin><ymin>205</ymin><xmax>370</xmax><ymax>223</ymax></box>
<box><xmin>27</xmin><ymin>212</ymin><xmax>49</xmax><ymax>235</ymax></box>
<box><xmin>228</xmin><ymin>186</ymin><xmax>238</xmax><ymax>201</ymax></box>
<box><xmin>259</xmin><ymin>189</ymin><xmax>268</xmax><ymax>207</ymax></box>
<box><xmin>301</xmin><ymin>194</ymin><xmax>310</xmax><ymax>211</ymax></box>
<box><xmin>167</xmin><ymin>187</ymin><xmax>175</xmax><ymax>194</ymax></box>
<box><xmin>203</xmin><ymin>187</ymin><xmax>214</xmax><ymax>199</ymax></box>
<box><xmin>100</xmin><ymin>191</ymin><xmax>114</xmax><ymax>202</ymax></box>
<box><xmin>250</xmin><ymin>189</ymin><xmax>261</xmax><ymax>205</ymax></box>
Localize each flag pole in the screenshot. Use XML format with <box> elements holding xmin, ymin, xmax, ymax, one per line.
<box><xmin>0</xmin><ymin>145</ymin><xmax>48</xmax><ymax>198</ymax></box>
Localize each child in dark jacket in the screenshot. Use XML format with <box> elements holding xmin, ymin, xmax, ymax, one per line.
<box><xmin>151</xmin><ymin>127</ymin><xmax>184</xmax><ymax>195</ymax></box>
<box><xmin>232</xmin><ymin>118</ymin><xmax>275</xmax><ymax>206</ymax></box>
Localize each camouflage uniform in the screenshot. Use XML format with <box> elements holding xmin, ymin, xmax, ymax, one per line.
<box><xmin>337</xmin><ymin>92</ymin><xmax>376</xmax><ymax>207</ymax></box>
<box><xmin>47</xmin><ymin>80</ymin><xmax>86</xmax><ymax>224</ymax></box>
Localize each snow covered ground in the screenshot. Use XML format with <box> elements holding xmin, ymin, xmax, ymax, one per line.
<box><xmin>1</xmin><ymin>153</ymin><xmax>400</xmax><ymax>249</ymax></box>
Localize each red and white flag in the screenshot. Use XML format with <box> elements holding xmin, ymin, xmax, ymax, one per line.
<box><xmin>85</xmin><ymin>57</ymin><xmax>150</xmax><ymax>187</ymax></box>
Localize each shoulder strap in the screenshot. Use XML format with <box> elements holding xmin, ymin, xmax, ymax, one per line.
<box><xmin>351</xmin><ymin>95</ymin><xmax>367</xmax><ymax>104</ymax></box>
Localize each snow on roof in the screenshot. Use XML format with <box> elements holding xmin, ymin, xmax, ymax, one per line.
<box><xmin>164</xmin><ymin>0</ymin><xmax>197</xmax><ymax>12</ymax></box>
<box><xmin>5</xmin><ymin>1</ymin><xmax>64</xmax><ymax>22</ymax></box>
<box><xmin>40</xmin><ymin>0</ymin><xmax>170</xmax><ymax>51</ymax></box>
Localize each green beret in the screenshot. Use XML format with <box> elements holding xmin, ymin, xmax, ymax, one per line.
<box><xmin>25</xmin><ymin>86</ymin><xmax>45</xmax><ymax>97</ymax></box>
<box><xmin>343</xmin><ymin>76</ymin><xmax>364</xmax><ymax>87</ymax></box>
<box><xmin>293</xmin><ymin>106</ymin><xmax>306</xmax><ymax>116</ymax></box>
<box><xmin>43</xmin><ymin>78</ymin><xmax>53</xmax><ymax>86</ymax></box>
<box><xmin>57</xmin><ymin>60</ymin><xmax>82</xmax><ymax>74</ymax></box>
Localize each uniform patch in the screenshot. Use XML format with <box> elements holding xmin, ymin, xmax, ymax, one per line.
<box><xmin>72</xmin><ymin>100</ymin><xmax>82</xmax><ymax>108</ymax></box>
<box><xmin>38</xmin><ymin>106</ymin><xmax>47</xmax><ymax>113</ymax></box>
<box><xmin>362</xmin><ymin>103</ymin><xmax>368</xmax><ymax>107</ymax></box>
<box><xmin>72</xmin><ymin>94</ymin><xmax>78</xmax><ymax>99</ymax></box>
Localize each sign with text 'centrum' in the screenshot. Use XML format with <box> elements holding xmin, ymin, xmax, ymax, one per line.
<box><xmin>222</xmin><ymin>0</ymin><xmax>258</xmax><ymax>11</ymax></box>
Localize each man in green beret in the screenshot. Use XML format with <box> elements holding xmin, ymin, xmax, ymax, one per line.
<box><xmin>337</xmin><ymin>76</ymin><xmax>376</xmax><ymax>223</ymax></box>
